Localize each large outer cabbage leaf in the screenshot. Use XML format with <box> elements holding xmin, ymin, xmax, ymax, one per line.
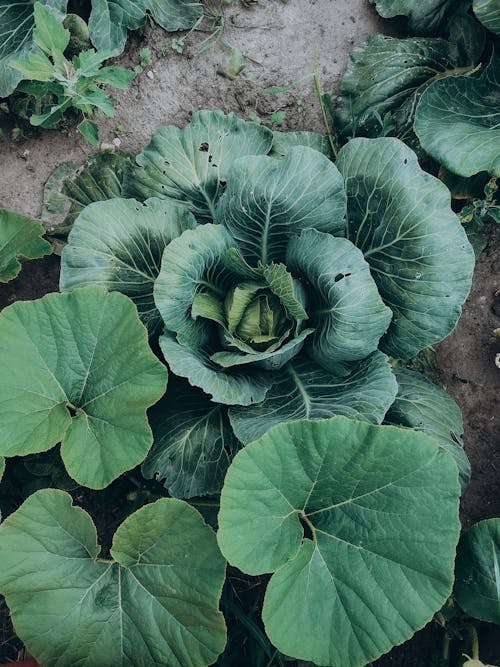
<box><xmin>385</xmin><ymin>367</ymin><xmax>470</xmax><ymax>489</ymax></box>
<box><xmin>0</xmin><ymin>0</ymin><xmax>66</xmax><ymax>97</ymax></box>
<box><xmin>0</xmin><ymin>286</ymin><xmax>167</xmax><ymax>488</ymax></box>
<box><xmin>218</xmin><ymin>417</ymin><xmax>460</xmax><ymax>666</ymax></box>
<box><xmin>414</xmin><ymin>57</ymin><xmax>500</xmax><ymax>177</ymax></box>
<box><xmin>215</xmin><ymin>147</ymin><xmax>346</xmax><ymax>265</ymax></box>
<box><xmin>89</xmin><ymin>0</ymin><xmax>203</xmax><ymax>55</ymax></box>
<box><xmin>124</xmin><ymin>111</ymin><xmax>273</xmax><ymax>221</ymax></box>
<box><xmin>454</xmin><ymin>518</ymin><xmax>500</xmax><ymax>624</ymax></box>
<box><xmin>228</xmin><ymin>351</ymin><xmax>397</xmax><ymax>444</ymax></box>
<box><xmin>336</xmin><ymin>137</ymin><xmax>475</xmax><ymax>359</ymax></box>
<box><xmin>142</xmin><ymin>378</ymin><xmax>239</xmax><ymax>498</ymax></box>
<box><xmin>60</xmin><ymin>197</ymin><xmax>196</xmax><ymax>335</ymax></box>
<box><xmin>369</xmin><ymin>0</ymin><xmax>468</xmax><ymax>34</ymax></box>
<box><xmin>473</xmin><ymin>0</ymin><xmax>500</xmax><ymax>35</ymax></box>
<box><xmin>0</xmin><ymin>490</ymin><xmax>227</xmax><ymax>666</ymax></box>
<box><xmin>0</xmin><ymin>209</ymin><xmax>52</xmax><ymax>282</ymax></box>
<box><xmin>334</xmin><ymin>34</ymin><xmax>459</xmax><ymax>139</ymax></box>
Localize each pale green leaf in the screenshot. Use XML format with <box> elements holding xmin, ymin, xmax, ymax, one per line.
<box><xmin>287</xmin><ymin>229</ymin><xmax>392</xmax><ymax>367</ymax></box>
<box><xmin>0</xmin><ymin>286</ymin><xmax>167</xmax><ymax>488</ymax></box>
<box><xmin>455</xmin><ymin>518</ymin><xmax>500</xmax><ymax>624</ymax></box>
<box><xmin>385</xmin><ymin>367</ymin><xmax>470</xmax><ymax>490</ymax></box>
<box><xmin>414</xmin><ymin>57</ymin><xmax>500</xmax><ymax>177</ymax></box>
<box><xmin>60</xmin><ymin>197</ymin><xmax>196</xmax><ymax>335</ymax></box>
<box><xmin>124</xmin><ymin>110</ymin><xmax>273</xmax><ymax>221</ymax></box>
<box><xmin>336</xmin><ymin>137</ymin><xmax>475</xmax><ymax>359</ymax></box>
<box><xmin>9</xmin><ymin>50</ymin><xmax>54</xmax><ymax>81</ymax></box>
<box><xmin>0</xmin><ymin>209</ymin><xmax>52</xmax><ymax>282</ymax></box>
<box><xmin>218</xmin><ymin>417</ymin><xmax>460</xmax><ymax>666</ymax></box>
<box><xmin>229</xmin><ymin>352</ymin><xmax>398</xmax><ymax>444</ymax></box>
<box><xmin>0</xmin><ymin>489</ymin><xmax>227</xmax><ymax>666</ymax></box>
<box><xmin>142</xmin><ymin>379</ymin><xmax>238</xmax><ymax>498</ymax></box>
<box><xmin>32</xmin><ymin>1</ymin><xmax>69</xmax><ymax>55</ymax></box>
<box><xmin>215</xmin><ymin>146</ymin><xmax>346</xmax><ymax>265</ymax></box>
<box><xmin>95</xmin><ymin>65</ymin><xmax>136</xmax><ymax>88</ymax></box>
<box><xmin>0</xmin><ymin>0</ymin><xmax>66</xmax><ymax>97</ymax></box>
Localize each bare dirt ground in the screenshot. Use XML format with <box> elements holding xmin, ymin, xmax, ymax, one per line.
<box><xmin>0</xmin><ymin>0</ymin><xmax>499</xmax><ymax>665</ymax></box>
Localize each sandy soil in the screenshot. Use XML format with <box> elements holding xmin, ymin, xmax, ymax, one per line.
<box><xmin>0</xmin><ymin>0</ymin><xmax>499</xmax><ymax>665</ymax></box>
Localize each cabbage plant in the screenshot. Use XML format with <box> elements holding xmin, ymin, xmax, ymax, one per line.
<box><xmin>59</xmin><ymin>110</ymin><xmax>474</xmax><ymax>499</ymax></box>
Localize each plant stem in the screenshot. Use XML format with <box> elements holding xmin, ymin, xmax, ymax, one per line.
<box><xmin>313</xmin><ymin>54</ymin><xmax>338</xmax><ymax>159</ymax></box>
<box><xmin>467</xmin><ymin>625</ymin><xmax>480</xmax><ymax>660</ymax></box>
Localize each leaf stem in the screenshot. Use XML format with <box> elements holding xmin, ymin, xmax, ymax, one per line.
<box><xmin>313</xmin><ymin>53</ymin><xmax>338</xmax><ymax>159</ymax></box>
<box><xmin>299</xmin><ymin>511</ymin><xmax>316</xmax><ymax>543</ymax></box>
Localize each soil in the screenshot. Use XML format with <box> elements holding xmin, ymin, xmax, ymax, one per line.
<box><xmin>0</xmin><ymin>0</ymin><xmax>499</xmax><ymax>665</ymax></box>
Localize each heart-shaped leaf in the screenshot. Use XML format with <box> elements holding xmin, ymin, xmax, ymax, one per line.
<box><xmin>0</xmin><ymin>489</ymin><xmax>227</xmax><ymax>666</ymax></box>
<box><xmin>228</xmin><ymin>351</ymin><xmax>398</xmax><ymax>444</ymax></box>
<box><xmin>0</xmin><ymin>286</ymin><xmax>167</xmax><ymax>488</ymax></box>
<box><xmin>336</xmin><ymin>137</ymin><xmax>475</xmax><ymax>359</ymax></box>
<box><xmin>215</xmin><ymin>147</ymin><xmax>346</xmax><ymax>266</ymax></box>
<box><xmin>0</xmin><ymin>209</ymin><xmax>52</xmax><ymax>282</ymax></box>
<box><xmin>414</xmin><ymin>57</ymin><xmax>500</xmax><ymax>177</ymax></box>
<box><xmin>60</xmin><ymin>197</ymin><xmax>196</xmax><ymax>335</ymax></box>
<box><xmin>454</xmin><ymin>518</ymin><xmax>500</xmax><ymax>624</ymax></box>
<box><xmin>124</xmin><ymin>111</ymin><xmax>273</xmax><ymax>221</ymax></box>
<box><xmin>218</xmin><ymin>417</ymin><xmax>460</xmax><ymax>666</ymax></box>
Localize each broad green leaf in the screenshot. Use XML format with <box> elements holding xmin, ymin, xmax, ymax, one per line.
<box><xmin>336</xmin><ymin>137</ymin><xmax>475</xmax><ymax>359</ymax></box>
<box><xmin>0</xmin><ymin>287</ymin><xmax>167</xmax><ymax>489</ymax></box>
<box><xmin>334</xmin><ymin>34</ymin><xmax>459</xmax><ymax>139</ymax></box>
<box><xmin>448</xmin><ymin>13</ymin><xmax>486</xmax><ymax>66</ymax></box>
<box><xmin>0</xmin><ymin>209</ymin><xmax>52</xmax><ymax>282</ymax></box>
<box><xmin>455</xmin><ymin>518</ymin><xmax>500</xmax><ymax>624</ymax></box>
<box><xmin>88</xmin><ymin>0</ymin><xmax>203</xmax><ymax>55</ymax></box>
<box><xmin>414</xmin><ymin>57</ymin><xmax>500</xmax><ymax>177</ymax></box>
<box><xmin>0</xmin><ymin>489</ymin><xmax>227</xmax><ymax>666</ymax></box>
<box><xmin>287</xmin><ymin>229</ymin><xmax>392</xmax><ymax>367</ymax></box>
<box><xmin>94</xmin><ymin>65</ymin><xmax>136</xmax><ymax>88</ymax></box>
<box><xmin>218</xmin><ymin>417</ymin><xmax>460</xmax><ymax>666</ymax></box>
<box><xmin>42</xmin><ymin>152</ymin><xmax>130</xmax><ymax>235</ymax></box>
<box><xmin>124</xmin><ymin>111</ymin><xmax>273</xmax><ymax>221</ymax></box>
<box><xmin>32</xmin><ymin>1</ymin><xmax>69</xmax><ymax>55</ymax></box>
<box><xmin>270</xmin><ymin>131</ymin><xmax>333</xmax><ymax>158</ymax></box>
<box><xmin>369</xmin><ymin>0</ymin><xmax>468</xmax><ymax>34</ymax></box>
<box><xmin>9</xmin><ymin>50</ymin><xmax>54</xmax><ymax>81</ymax></box>
<box><xmin>154</xmin><ymin>223</ymin><xmax>235</xmax><ymax>348</ymax></box>
<box><xmin>142</xmin><ymin>378</ymin><xmax>238</xmax><ymax>498</ymax></box>
<box><xmin>385</xmin><ymin>367</ymin><xmax>470</xmax><ymax>490</ymax></box>
<box><xmin>0</xmin><ymin>0</ymin><xmax>66</xmax><ymax>97</ymax></box>
<box><xmin>215</xmin><ymin>147</ymin><xmax>346</xmax><ymax>265</ymax></box>
<box><xmin>473</xmin><ymin>0</ymin><xmax>500</xmax><ymax>35</ymax></box>
<box><xmin>159</xmin><ymin>332</ymin><xmax>273</xmax><ymax>406</ymax></box>
<box><xmin>60</xmin><ymin>197</ymin><xmax>196</xmax><ymax>335</ymax></box>
<box><xmin>77</xmin><ymin>118</ymin><xmax>99</xmax><ymax>145</ymax></box>
<box><xmin>229</xmin><ymin>351</ymin><xmax>398</xmax><ymax>444</ymax></box>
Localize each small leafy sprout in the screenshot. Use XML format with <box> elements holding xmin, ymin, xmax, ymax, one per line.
<box><xmin>270</xmin><ymin>110</ymin><xmax>286</xmax><ymax>126</ymax></box>
<box><xmin>171</xmin><ymin>37</ymin><xmax>186</xmax><ymax>54</ymax></box>
<box><xmin>138</xmin><ymin>47</ymin><xmax>153</xmax><ymax>68</ymax></box>
<box><xmin>9</xmin><ymin>2</ymin><xmax>136</xmax><ymax>146</ymax></box>
<box><xmin>228</xmin><ymin>46</ymin><xmax>245</xmax><ymax>78</ymax></box>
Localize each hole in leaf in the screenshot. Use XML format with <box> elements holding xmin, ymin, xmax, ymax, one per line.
<box><xmin>299</xmin><ymin>513</ymin><xmax>314</xmax><ymax>540</ymax></box>
<box><xmin>334</xmin><ymin>272</ymin><xmax>351</xmax><ymax>282</ymax></box>
<box><xmin>199</xmin><ymin>142</ymin><xmax>209</xmax><ymax>152</ymax></box>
